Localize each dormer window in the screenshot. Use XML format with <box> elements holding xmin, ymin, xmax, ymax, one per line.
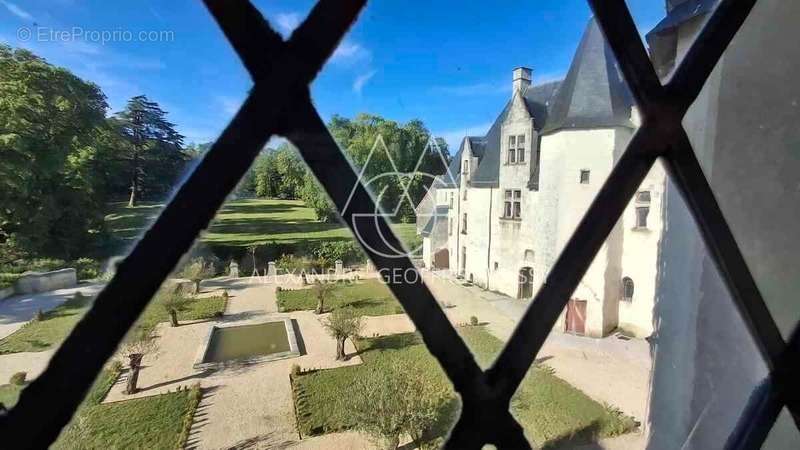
<box><xmin>462</xmin><ymin>159</ymin><xmax>469</xmax><ymax>175</ymax></box>
<box><xmin>507</xmin><ymin>134</ymin><xmax>526</xmax><ymax>165</ymax></box>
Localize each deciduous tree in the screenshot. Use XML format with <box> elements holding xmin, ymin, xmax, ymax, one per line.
<box><xmin>180</xmin><ymin>257</ymin><xmax>214</xmax><ymax>294</ymax></box>
<box><xmin>312</xmin><ymin>279</ymin><xmax>336</xmax><ymax>315</ymax></box>
<box><xmin>121</xmin><ymin>330</ymin><xmax>157</xmax><ymax>395</ymax></box>
<box><xmin>322</xmin><ymin>306</ymin><xmax>361</xmax><ymax>360</ymax></box>
<box><xmin>157</xmin><ymin>285</ymin><xmax>191</xmax><ymax>327</ymax></box>
<box><xmin>343</xmin><ymin>359</ymin><xmax>449</xmax><ymax>449</ymax></box>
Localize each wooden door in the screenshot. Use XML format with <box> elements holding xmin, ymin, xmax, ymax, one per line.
<box><xmin>433</xmin><ymin>248</ymin><xmax>449</xmax><ymax>269</ymax></box>
<box><xmin>565</xmin><ymin>299</ymin><xmax>587</xmax><ymax>335</ymax></box>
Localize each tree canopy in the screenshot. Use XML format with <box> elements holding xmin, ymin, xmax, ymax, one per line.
<box><xmin>0</xmin><ymin>45</ymin><xmax>189</xmax><ymax>260</ymax></box>
<box><xmin>0</xmin><ymin>45</ymin><xmax>110</xmax><ymax>259</ymax></box>
<box><xmin>113</xmin><ymin>95</ymin><xmax>186</xmax><ymax>206</ymax></box>
<box><xmin>244</xmin><ymin>114</ymin><xmax>450</xmax><ymax>223</ymax></box>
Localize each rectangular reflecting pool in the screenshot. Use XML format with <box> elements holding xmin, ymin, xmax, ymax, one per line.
<box><xmin>195</xmin><ymin>319</ymin><xmax>300</xmax><ymax>368</ymax></box>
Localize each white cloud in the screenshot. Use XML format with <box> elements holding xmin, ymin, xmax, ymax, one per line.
<box><xmin>435</xmin><ymin>122</ymin><xmax>493</xmax><ymax>152</ymax></box>
<box><xmin>0</xmin><ymin>0</ymin><xmax>33</xmax><ymax>21</ymax></box>
<box><xmin>274</xmin><ymin>12</ymin><xmax>302</xmax><ymax>38</ymax></box>
<box><xmin>215</xmin><ymin>95</ymin><xmax>241</xmax><ymax>116</ymax></box>
<box><xmin>352</xmin><ymin>70</ymin><xmax>376</xmax><ymax>95</ymax></box>
<box><xmin>332</xmin><ymin>40</ymin><xmax>370</xmax><ymax>65</ymax></box>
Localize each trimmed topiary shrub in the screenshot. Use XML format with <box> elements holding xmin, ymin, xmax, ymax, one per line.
<box><xmin>470</xmin><ymin>316</ymin><xmax>479</xmax><ymax>326</ymax></box>
<box><xmin>9</xmin><ymin>372</ymin><xmax>26</xmax><ymax>385</ymax></box>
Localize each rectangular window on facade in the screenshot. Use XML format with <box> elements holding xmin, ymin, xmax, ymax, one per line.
<box><xmin>462</xmin><ymin>213</ymin><xmax>467</xmax><ymax>234</ymax></box>
<box><xmin>580</xmin><ymin>169</ymin><xmax>590</xmax><ymax>184</ymax></box>
<box><xmin>517</xmin><ymin>134</ymin><xmax>525</xmax><ymax>163</ymax></box>
<box><xmin>637</xmin><ymin>191</ymin><xmax>651</xmax><ymax>203</ymax></box>
<box><xmin>508</xmin><ymin>135</ymin><xmax>516</xmax><ymax>164</ymax></box>
<box><xmin>636</xmin><ymin>207</ymin><xmax>649</xmax><ymax>228</ymax></box>
<box><xmin>449</xmin><ymin>193</ymin><xmax>453</xmax><ymax>208</ymax></box>
<box><xmin>463</xmin><ymin>188</ymin><xmax>467</xmax><ymax>201</ymax></box>
<box><xmin>503</xmin><ymin>189</ymin><xmax>522</xmax><ymax>219</ymax></box>
<box><xmin>462</xmin><ymin>159</ymin><xmax>469</xmax><ymax>175</ymax></box>
<box><xmin>449</xmin><ymin>218</ymin><xmax>453</xmax><ymax>236</ymax></box>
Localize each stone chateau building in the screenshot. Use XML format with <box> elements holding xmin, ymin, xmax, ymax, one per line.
<box><xmin>417</xmin><ymin>17</ymin><xmax>666</xmax><ymax>338</ymax></box>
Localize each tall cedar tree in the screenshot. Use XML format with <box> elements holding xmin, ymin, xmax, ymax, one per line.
<box><xmin>114</xmin><ymin>96</ymin><xmax>186</xmax><ymax>206</ymax></box>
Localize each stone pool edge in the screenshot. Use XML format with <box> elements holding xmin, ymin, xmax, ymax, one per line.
<box><xmin>192</xmin><ymin>318</ymin><xmax>301</xmax><ymax>371</ymax></box>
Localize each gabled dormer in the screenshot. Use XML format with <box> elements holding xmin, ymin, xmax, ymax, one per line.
<box><xmin>500</xmin><ymin>67</ymin><xmax>540</xmax><ymax>192</ymax></box>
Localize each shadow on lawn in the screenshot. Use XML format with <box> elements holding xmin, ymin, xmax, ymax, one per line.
<box><xmin>355</xmin><ymin>333</ymin><xmax>422</xmax><ymax>357</ymax></box>
<box><xmin>541</xmin><ymin>420</ymin><xmax>604</xmax><ymax>449</ymax></box>
<box><xmin>344</xmin><ymin>298</ymin><xmax>385</xmax><ymax>310</ymax></box>
<box><xmin>216</xmin><ymin>201</ymin><xmax>300</xmax><ymax>216</ymax></box>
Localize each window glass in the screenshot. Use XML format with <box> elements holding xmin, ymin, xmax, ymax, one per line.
<box><xmin>623</xmin><ymin>277</ymin><xmax>634</xmax><ymax>301</ymax></box>
<box><xmin>636</xmin><ymin>207</ymin><xmax>649</xmax><ymax>228</ymax></box>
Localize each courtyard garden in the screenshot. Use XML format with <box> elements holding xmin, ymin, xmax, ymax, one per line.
<box><xmin>293</xmin><ymin>326</ymin><xmax>637</xmax><ymax>448</ymax></box>
<box><xmin>277</xmin><ymin>279</ymin><xmax>402</xmax><ymax>316</ymax></box>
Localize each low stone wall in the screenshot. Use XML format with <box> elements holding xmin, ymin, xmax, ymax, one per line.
<box><xmin>0</xmin><ymin>286</ymin><xmax>14</xmax><ymax>301</ymax></box>
<box><xmin>14</xmin><ymin>268</ymin><xmax>78</xmax><ymax>295</ymax></box>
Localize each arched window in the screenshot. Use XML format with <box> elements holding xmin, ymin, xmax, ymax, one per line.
<box><xmin>622</xmin><ymin>277</ymin><xmax>634</xmax><ymax>301</ymax></box>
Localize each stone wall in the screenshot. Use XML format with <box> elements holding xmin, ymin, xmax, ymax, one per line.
<box><xmin>14</xmin><ymin>268</ymin><xmax>78</xmax><ymax>295</ymax></box>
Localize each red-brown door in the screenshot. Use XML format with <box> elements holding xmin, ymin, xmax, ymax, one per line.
<box><xmin>565</xmin><ymin>299</ymin><xmax>587</xmax><ymax>335</ymax></box>
<box><xmin>433</xmin><ymin>248</ymin><xmax>449</xmax><ymax>269</ymax></box>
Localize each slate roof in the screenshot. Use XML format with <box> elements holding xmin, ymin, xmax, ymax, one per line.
<box><xmin>462</xmin><ymin>16</ymin><xmax>633</xmax><ymax>188</ymax></box>
<box><xmin>648</xmin><ymin>0</ymin><xmax>717</xmax><ymax>37</ymax></box>
<box><xmin>542</xmin><ymin>17</ymin><xmax>635</xmax><ymax>133</ymax></box>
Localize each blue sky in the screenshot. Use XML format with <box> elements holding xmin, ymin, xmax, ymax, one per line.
<box><xmin>0</xmin><ymin>0</ymin><xmax>665</xmax><ymax>152</ymax></box>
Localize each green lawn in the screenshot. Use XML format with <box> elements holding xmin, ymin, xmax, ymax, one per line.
<box><xmin>277</xmin><ymin>279</ymin><xmax>402</xmax><ymax>316</ymax></box>
<box><xmin>293</xmin><ymin>327</ymin><xmax>637</xmax><ymax>447</ymax></box>
<box><xmin>51</xmin><ymin>364</ymin><xmax>200</xmax><ymax>449</ymax></box>
<box><xmin>0</xmin><ymin>383</ymin><xmax>24</xmax><ymax>408</ymax></box>
<box><xmin>0</xmin><ymin>293</ymin><xmax>93</xmax><ymax>354</ymax></box>
<box><xmin>1</xmin><ymin>336</ymin><xmax>201</xmax><ymax>448</ymax></box>
<box><xmin>0</xmin><ymin>294</ymin><xmax>226</xmax><ymax>355</ymax></box>
<box><xmin>104</xmin><ymin>198</ymin><xmax>418</xmax><ymax>248</ymax></box>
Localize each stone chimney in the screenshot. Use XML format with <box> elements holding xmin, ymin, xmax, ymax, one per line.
<box><xmin>513</xmin><ymin>67</ymin><xmax>532</xmax><ymax>93</ymax></box>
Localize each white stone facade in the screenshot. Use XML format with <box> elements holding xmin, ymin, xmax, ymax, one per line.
<box><xmin>417</xmin><ymin>18</ymin><xmax>666</xmax><ymax>338</ymax></box>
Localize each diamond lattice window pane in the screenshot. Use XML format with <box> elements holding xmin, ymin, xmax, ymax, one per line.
<box><xmin>507</xmin><ymin>163</ymin><xmax>769</xmax><ymax>448</ymax></box>
<box><xmin>682</xmin><ymin>0</ymin><xmax>800</xmax><ymax>340</ymax></box>
<box><xmin>626</xmin><ymin>0</ymin><xmax>720</xmax><ymax>81</ymax></box>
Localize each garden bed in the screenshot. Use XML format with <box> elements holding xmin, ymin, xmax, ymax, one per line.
<box><xmin>0</xmin><ymin>294</ymin><xmax>226</xmax><ymax>354</ymax></box>
<box><xmin>292</xmin><ymin>326</ymin><xmax>637</xmax><ymax>447</ymax></box>
<box><xmin>277</xmin><ymin>279</ymin><xmax>402</xmax><ymax>316</ymax></box>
